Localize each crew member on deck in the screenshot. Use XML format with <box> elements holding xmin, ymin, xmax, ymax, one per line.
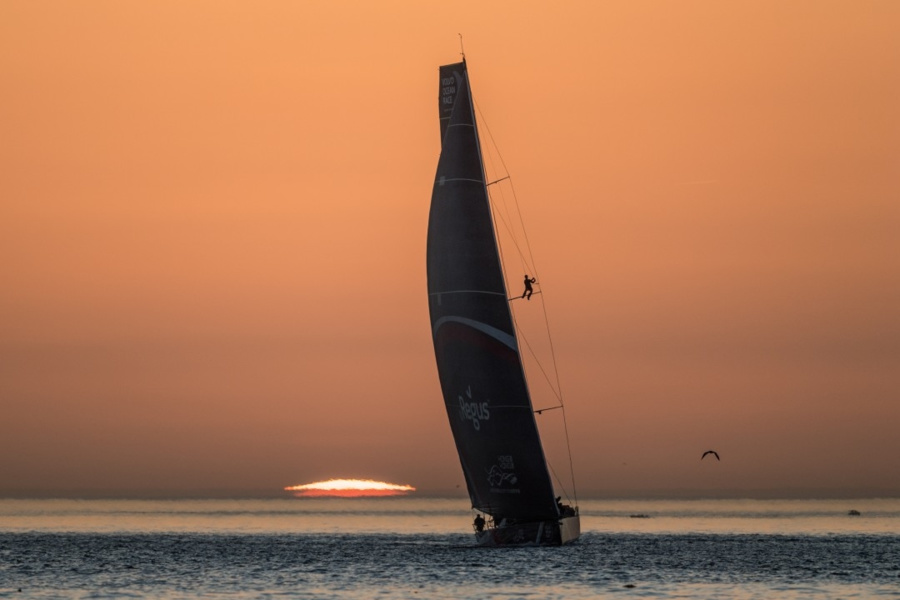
<box><xmin>522</xmin><ymin>275</ymin><xmax>536</xmax><ymax>300</ymax></box>
<box><xmin>474</xmin><ymin>513</ymin><xmax>486</xmax><ymax>532</ymax></box>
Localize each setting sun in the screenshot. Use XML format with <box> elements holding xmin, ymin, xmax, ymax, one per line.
<box><xmin>284</xmin><ymin>479</ymin><xmax>416</xmax><ymax>498</ymax></box>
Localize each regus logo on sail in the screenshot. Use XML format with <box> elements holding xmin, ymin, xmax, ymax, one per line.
<box><xmin>458</xmin><ymin>385</ymin><xmax>490</xmax><ymax>430</ymax></box>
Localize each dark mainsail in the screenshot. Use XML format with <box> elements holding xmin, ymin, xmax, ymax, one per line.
<box><xmin>426</xmin><ymin>60</ymin><xmax>559</xmax><ymax>523</ymax></box>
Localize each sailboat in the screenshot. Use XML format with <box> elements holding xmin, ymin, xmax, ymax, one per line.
<box><xmin>426</xmin><ymin>59</ymin><xmax>580</xmax><ymax>546</ymax></box>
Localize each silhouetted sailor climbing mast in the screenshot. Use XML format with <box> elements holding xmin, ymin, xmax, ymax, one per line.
<box><xmin>426</xmin><ymin>57</ymin><xmax>579</xmax><ymax>546</ymax></box>
<box><xmin>522</xmin><ymin>275</ymin><xmax>537</xmax><ymax>300</ymax></box>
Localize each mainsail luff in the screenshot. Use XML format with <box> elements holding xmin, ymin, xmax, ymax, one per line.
<box><xmin>427</xmin><ymin>60</ymin><xmax>559</xmax><ymax>523</ymax></box>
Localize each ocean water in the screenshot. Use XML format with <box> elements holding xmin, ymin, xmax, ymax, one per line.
<box><xmin>1</xmin><ymin>498</ymin><xmax>899</xmax><ymax>599</ymax></box>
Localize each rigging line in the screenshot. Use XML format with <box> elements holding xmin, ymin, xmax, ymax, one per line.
<box><xmin>493</xmin><ymin>166</ymin><xmax>568</xmax><ymax>429</ymax></box>
<box><xmin>484</xmin><ymin>170</ymin><xmax>531</xmax><ymax>273</ymax></box>
<box><xmin>535</xmin><ymin>284</ymin><xmax>576</xmax><ymax>504</ymax></box>
<box><xmin>489</xmin><ymin>173</ymin><xmax>518</xmax><ymax>258</ymax></box>
<box><xmin>561</xmin><ymin>403</ymin><xmax>579</xmax><ymax>509</ymax></box>
<box><xmin>474</xmin><ymin>99</ymin><xmax>532</xmax><ymax>274</ymax></box>
<box><xmin>480</xmin><ymin>113</ymin><xmax>538</xmax><ymax>275</ymax></box>
<box><xmin>486</xmin><ymin>194</ymin><xmax>534</xmax><ymax>290</ymax></box>
<box><xmin>474</xmin><ymin>109</ymin><xmax>515</xmax><ymax>313</ymax></box>
<box><xmin>507</xmin><ymin>176</ymin><xmax>539</xmax><ymax>277</ymax></box>
<box><xmin>483</xmin><ymin>157</ymin><xmax>521</xmax><ymax>264</ymax></box>
<box><xmin>489</xmin><ymin>187</ymin><xmax>533</xmax><ymax>274</ymax></box>
<box><xmin>546</xmin><ymin>458</ymin><xmax>575</xmax><ymax>507</ymax></box>
<box><xmin>490</xmin><ymin>176</ymin><xmax>562</xmax><ymax>404</ymax></box>
<box><xmin>533</xmin><ymin>292</ymin><xmax>578</xmax><ymax>506</ymax></box>
<box><xmin>514</xmin><ymin>319</ymin><xmax>562</xmax><ymax>403</ymax></box>
<box><xmin>505</xmin><ymin>171</ymin><xmax>558</xmax><ymax>403</ymax></box>
<box><xmin>539</xmin><ymin>296</ymin><xmax>564</xmax><ymax>408</ymax></box>
<box><xmin>473</xmin><ymin>93</ymin><xmax>578</xmax><ymax>505</ymax></box>
<box><xmin>487</xmin><ymin>135</ymin><xmax>579</xmax><ymax>510</ymax></box>
<box><xmin>488</xmin><ymin>172</ymin><xmax>511</xmax><ymax>300</ymax></box>
<box><xmin>472</xmin><ymin>104</ymin><xmax>560</xmax><ymax>406</ymax></box>
<box><xmin>507</xmin><ymin>300</ymin><xmax>562</xmax><ymax>427</ymax></box>
<box><xmin>478</xmin><ymin>100</ymin><xmax>565</xmax><ymax>408</ymax></box>
<box><xmin>474</xmin><ymin>98</ymin><xmax>535</xmax><ymax>271</ymax></box>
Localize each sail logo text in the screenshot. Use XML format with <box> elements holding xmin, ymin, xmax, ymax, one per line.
<box><xmin>441</xmin><ymin>76</ymin><xmax>457</xmax><ymax>105</ymax></box>
<box><xmin>458</xmin><ymin>385</ymin><xmax>490</xmax><ymax>430</ymax></box>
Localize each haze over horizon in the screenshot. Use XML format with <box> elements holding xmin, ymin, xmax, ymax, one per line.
<box><xmin>2</xmin><ymin>1</ymin><xmax>898</xmax><ymax>500</ymax></box>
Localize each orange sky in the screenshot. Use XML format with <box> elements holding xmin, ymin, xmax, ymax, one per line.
<box><xmin>2</xmin><ymin>1</ymin><xmax>898</xmax><ymax>498</ymax></box>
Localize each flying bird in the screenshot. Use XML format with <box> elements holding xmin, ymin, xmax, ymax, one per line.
<box><xmin>701</xmin><ymin>450</ymin><xmax>720</xmax><ymax>461</ymax></box>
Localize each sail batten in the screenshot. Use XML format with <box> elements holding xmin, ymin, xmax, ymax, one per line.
<box><xmin>428</xmin><ymin>290</ymin><xmax>506</xmax><ymax>296</ymax></box>
<box><xmin>437</xmin><ymin>177</ymin><xmax>483</xmax><ymax>184</ymax></box>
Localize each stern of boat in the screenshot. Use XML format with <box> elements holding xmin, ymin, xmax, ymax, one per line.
<box><xmin>559</xmin><ymin>514</ymin><xmax>580</xmax><ymax>544</ymax></box>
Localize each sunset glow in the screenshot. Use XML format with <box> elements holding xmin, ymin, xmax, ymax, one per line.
<box><xmin>284</xmin><ymin>479</ymin><xmax>416</xmax><ymax>498</ymax></box>
<box><xmin>1</xmin><ymin>2</ymin><xmax>898</xmax><ymax>500</ymax></box>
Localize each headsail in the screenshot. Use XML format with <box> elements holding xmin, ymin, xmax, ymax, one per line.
<box><xmin>426</xmin><ymin>61</ymin><xmax>558</xmax><ymax>522</ymax></box>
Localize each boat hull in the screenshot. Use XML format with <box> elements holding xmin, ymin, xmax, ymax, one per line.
<box><xmin>475</xmin><ymin>515</ymin><xmax>580</xmax><ymax>546</ymax></box>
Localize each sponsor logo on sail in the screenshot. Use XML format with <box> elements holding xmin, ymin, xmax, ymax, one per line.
<box><xmin>486</xmin><ymin>455</ymin><xmax>520</xmax><ymax>492</ymax></box>
<box><xmin>486</xmin><ymin>465</ymin><xmax>517</xmax><ymax>487</ymax></box>
<box><xmin>458</xmin><ymin>385</ymin><xmax>490</xmax><ymax>430</ymax></box>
